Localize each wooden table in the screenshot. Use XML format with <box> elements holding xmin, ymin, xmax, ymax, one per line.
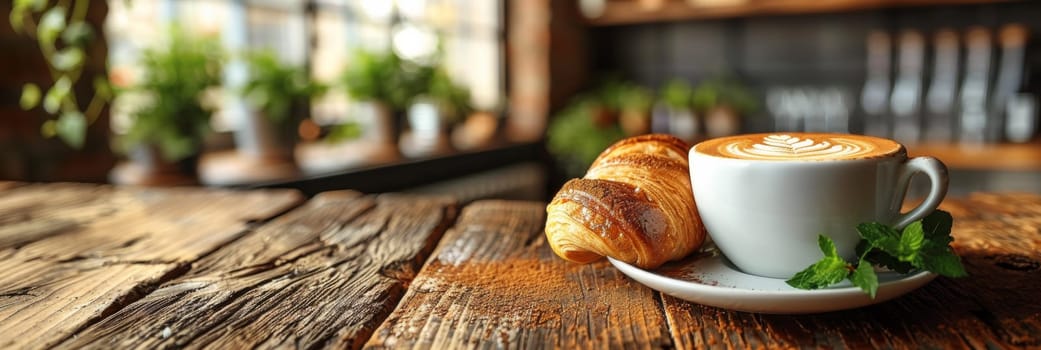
<box><xmin>1</xmin><ymin>182</ymin><xmax>1039</xmax><ymax>349</ymax></box>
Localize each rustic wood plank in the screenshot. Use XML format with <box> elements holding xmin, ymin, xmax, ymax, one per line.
<box><xmin>365</xmin><ymin>200</ymin><xmax>672</xmax><ymax>349</ymax></box>
<box><xmin>662</xmin><ymin>193</ymin><xmax>1041</xmax><ymax>349</ymax></box>
<box><xmin>0</xmin><ymin>183</ymin><xmax>303</xmax><ymax>349</ymax></box>
<box><xmin>60</xmin><ymin>191</ymin><xmax>456</xmax><ymax>349</ymax></box>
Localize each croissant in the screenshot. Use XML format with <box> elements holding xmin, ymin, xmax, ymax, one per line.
<box><xmin>545</xmin><ymin>134</ymin><xmax>707</xmax><ymax>269</ymax></box>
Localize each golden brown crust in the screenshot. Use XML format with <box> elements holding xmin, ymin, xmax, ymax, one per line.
<box><xmin>591</xmin><ymin>133</ymin><xmax>690</xmax><ymax>168</ymax></box>
<box><xmin>545</xmin><ymin>134</ymin><xmax>707</xmax><ymax>269</ymax></box>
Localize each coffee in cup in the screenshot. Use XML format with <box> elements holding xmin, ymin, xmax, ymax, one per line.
<box><xmin>689</xmin><ymin>133</ymin><xmax>948</xmax><ymax>279</ymax></box>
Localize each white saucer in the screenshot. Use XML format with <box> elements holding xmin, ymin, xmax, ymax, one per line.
<box><xmin>608</xmin><ymin>245</ymin><xmax>937</xmax><ymax>314</ymax></box>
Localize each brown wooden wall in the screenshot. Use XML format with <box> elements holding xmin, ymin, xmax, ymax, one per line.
<box><xmin>0</xmin><ymin>2</ymin><xmax>114</xmax><ymax>182</ymax></box>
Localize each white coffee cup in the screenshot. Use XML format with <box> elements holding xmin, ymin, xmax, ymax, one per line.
<box><xmin>689</xmin><ymin>133</ymin><xmax>948</xmax><ymax>279</ymax></box>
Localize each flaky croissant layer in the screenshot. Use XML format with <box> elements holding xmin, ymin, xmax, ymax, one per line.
<box><xmin>545</xmin><ymin>134</ymin><xmax>707</xmax><ymax>269</ymax></box>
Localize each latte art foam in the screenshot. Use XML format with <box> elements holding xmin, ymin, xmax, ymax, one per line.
<box><xmin>695</xmin><ymin>133</ymin><xmax>902</xmax><ymax>161</ymax></box>
<box><xmin>730</xmin><ymin>134</ymin><xmax>871</xmax><ymax>159</ymax></box>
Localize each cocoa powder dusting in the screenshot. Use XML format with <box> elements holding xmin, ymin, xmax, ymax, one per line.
<box><xmin>372</xmin><ymin>201</ymin><xmax>674</xmax><ymax>347</ymax></box>
<box><xmin>386</xmin><ymin>254</ymin><xmax>667</xmax><ymax>346</ymax></box>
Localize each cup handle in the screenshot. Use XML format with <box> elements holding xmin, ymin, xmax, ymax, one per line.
<box><xmin>892</xmin><ymin>156</ymin><xmax>949</xmax><ymax>229</ymax></box>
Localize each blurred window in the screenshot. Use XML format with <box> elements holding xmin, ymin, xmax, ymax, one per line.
<box><xmin>106</xmin><ymin>0</ymin><xmax>504</xmax><ymax>131</ymax></box>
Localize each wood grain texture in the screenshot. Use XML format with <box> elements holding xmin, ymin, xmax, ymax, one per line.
<box><xmin>61</xmin><ymin>191</ymin><xmax>456</xmax><ymax>350</ymax></box>
<box><xmin>0</xmin><ymin>183</ymin><xmax>302</xmax><ymax>349</ymax></box>
<box><xmin>366</xmin><ymin>200</ymin><xmax>673</xmax><ymax>349</ymax></box>
<box><xmin>663</xmin><ymin>193</ymin><xmax>1041</xmax><ymax>349</ymax></box>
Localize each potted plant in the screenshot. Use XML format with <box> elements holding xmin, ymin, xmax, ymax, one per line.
<box><xmin>617</xmin><ymin>84</ymin><xmax>653</xmax><ymax>136</ymax></box>
<box><xmin>110</xmin><ymin>28</ymin><xmax>222</xmax><ymax>186</ymax></box>
<box><xmin>692</xmin><ymin>77</ymin><xmax>757</xmax><ymax>138</ymax></box>
<box><xmin>590</xmin><ymin>79</ymin><xmax>626</xmax><ymax>128</ymax></box>
<box><xmin>341</xmin><ymin>50</ymin><xmax>411</xmax><ymax>148</ymax></box>
<box><xmin>654</xmin><ymin>79</ymin><xmax>699</xmax><ymax>142</ymax></box>
<box><xmin>425</xmin><ymin>67</ymin><xmax>473</xmax><ymax>126</ymax></box>
<box><xmin>197</xmin><ymin>51</ymin><xmax>327</xmax><ymax>185</ymax></box>
<box><xmin>403</xmin><ymin>66</ymin><xmax>472</xmax><ymax>157</ymax></box>
<box><xmin>547</xmin><ymin>96</ymin><xmax>626</xmax><ymax>178</ymax></box>
<box><xmin>241</xmin><ymin>51</ymin><xmax>325</xmax><ymax>158</ymax></box>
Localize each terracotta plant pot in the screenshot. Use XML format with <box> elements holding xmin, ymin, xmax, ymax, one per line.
<box><xmin>589</xmin><ymin>105</ymin><xmax>618</xmax><ymax>128</ymax></box>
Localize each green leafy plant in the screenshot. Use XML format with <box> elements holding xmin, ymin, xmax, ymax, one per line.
<box><xmin>12</xmin><ymin>0</ymin><xmax>112</xmax><ymax>148</ymax></box>
<box><xmin>660</xmin><ymin>79</ymin><xmax>694</xmax><ymax>110</ymax></box>
<box><xmin>425</xmin><ymin>66</ymin><xmax>472</xmax><ymax>123</ymax></box>
<box><xmin>787</xmin><ymin>210</ymin><xmax>967</xmax><ymax>298</ymax></box>
<box><xmin>596</xmin><ymin>78</ymin><xmax>629</xmax><ymax>112</ymax></box>
<box><xmin>618</xmin><ymin>84</ymin><xmax>653</xmax><ymax>113</ymax></box>
<box><xmin>341</xmin><ymin>50</ymin><xmax>416</xmax><ymax>111</ymax></box>
<box><xmin>242</xmin><ymin>51</ymin><xmax>326</xmax><ymax>141</ymax></box>
<box><xmin>547</xmin><ymin>96</ymin><xmax>626</xmax><ymax>177</ymax></box>
<box><xmin>691</xmin><ymin>77</ymin><xmax>758</xmax><ymax>114</ymax></box>
<box><xmin>119</xmin><ymin>27</ymin><xmax>222</xmax><ymax>162</ymax></box>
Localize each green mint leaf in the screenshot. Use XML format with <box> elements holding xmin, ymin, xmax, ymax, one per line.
<box><xmin>789</xmin><ymin>210</ymin><xmax>966</xmax><ymax>297</ymax></box>
<box><xmin>818</xmin><ymin>234</ymin><xmax>840</xmax><ymax>258</ymax></box>
<box><xmin>897</xmin><ymin>221</ymin><xmax>925</xmax><ymax>264</ymax></box>
<box><xmin>786</xmin><ymin>257</ymin><xmax>849</xmax><ymax>289</ymax></box>
<box><xmin>921</xmin><ymin>248</ymin><xmax>968</xmax><ymax>278</ymax></box>
<box><xmin>850</xmin><ymin>259</ymin><xmax>879</xmax><ymax>298</ymax></box>
<box><xmin>858</xmin><ymin>222</ymin><xmax>902</xmax><ymax>256</ymax></box>
<box><xmin>855</xmin><ymin>239</ymin><xmax>870</xmax><ymax>259</ymax></box>
<box><xmin>857</xmin><ymin>222</ymin><xmax>896</xmax><ymax>241</ymax></box>
<box><xmin>863</xmin><ymin>249</ymin><xmax>916</xmax><ymax>274</ymax></box>
<box><xmin>919</xmin><ymin>209</ymin><xmax>967</xmax><ymax>277</ymax></box>
<box><xmin>786</xmin><ymin>235</ymin><xmax>851</xmax><ymax>290</ymax></box>
<box><xmin>921</xmin><ymin>209</ymin><xmax>954</xmax><ymax>244</ymax></box>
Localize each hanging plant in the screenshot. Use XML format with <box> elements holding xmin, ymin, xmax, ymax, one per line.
<box><xmin>11</xmin><ymin>0</ymin><xmax>112</xmax><ymax>148</ymax></box>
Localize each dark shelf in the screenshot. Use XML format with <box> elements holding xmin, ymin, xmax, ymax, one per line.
<box><xmin>586</xmin><ymin>0</ymin><xmax>1014</xmax><ymax>26</ymax></box>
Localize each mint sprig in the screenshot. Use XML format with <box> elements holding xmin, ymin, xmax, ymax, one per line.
<box><xmin>787</xmin><ymin>236</ymin><xmax>850</xmax><ymax>289</ymax></box>
<box><xmin>786</xmin><ymin>210</ymin><xmax>967</xmax><ymax>298</ymax></box>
